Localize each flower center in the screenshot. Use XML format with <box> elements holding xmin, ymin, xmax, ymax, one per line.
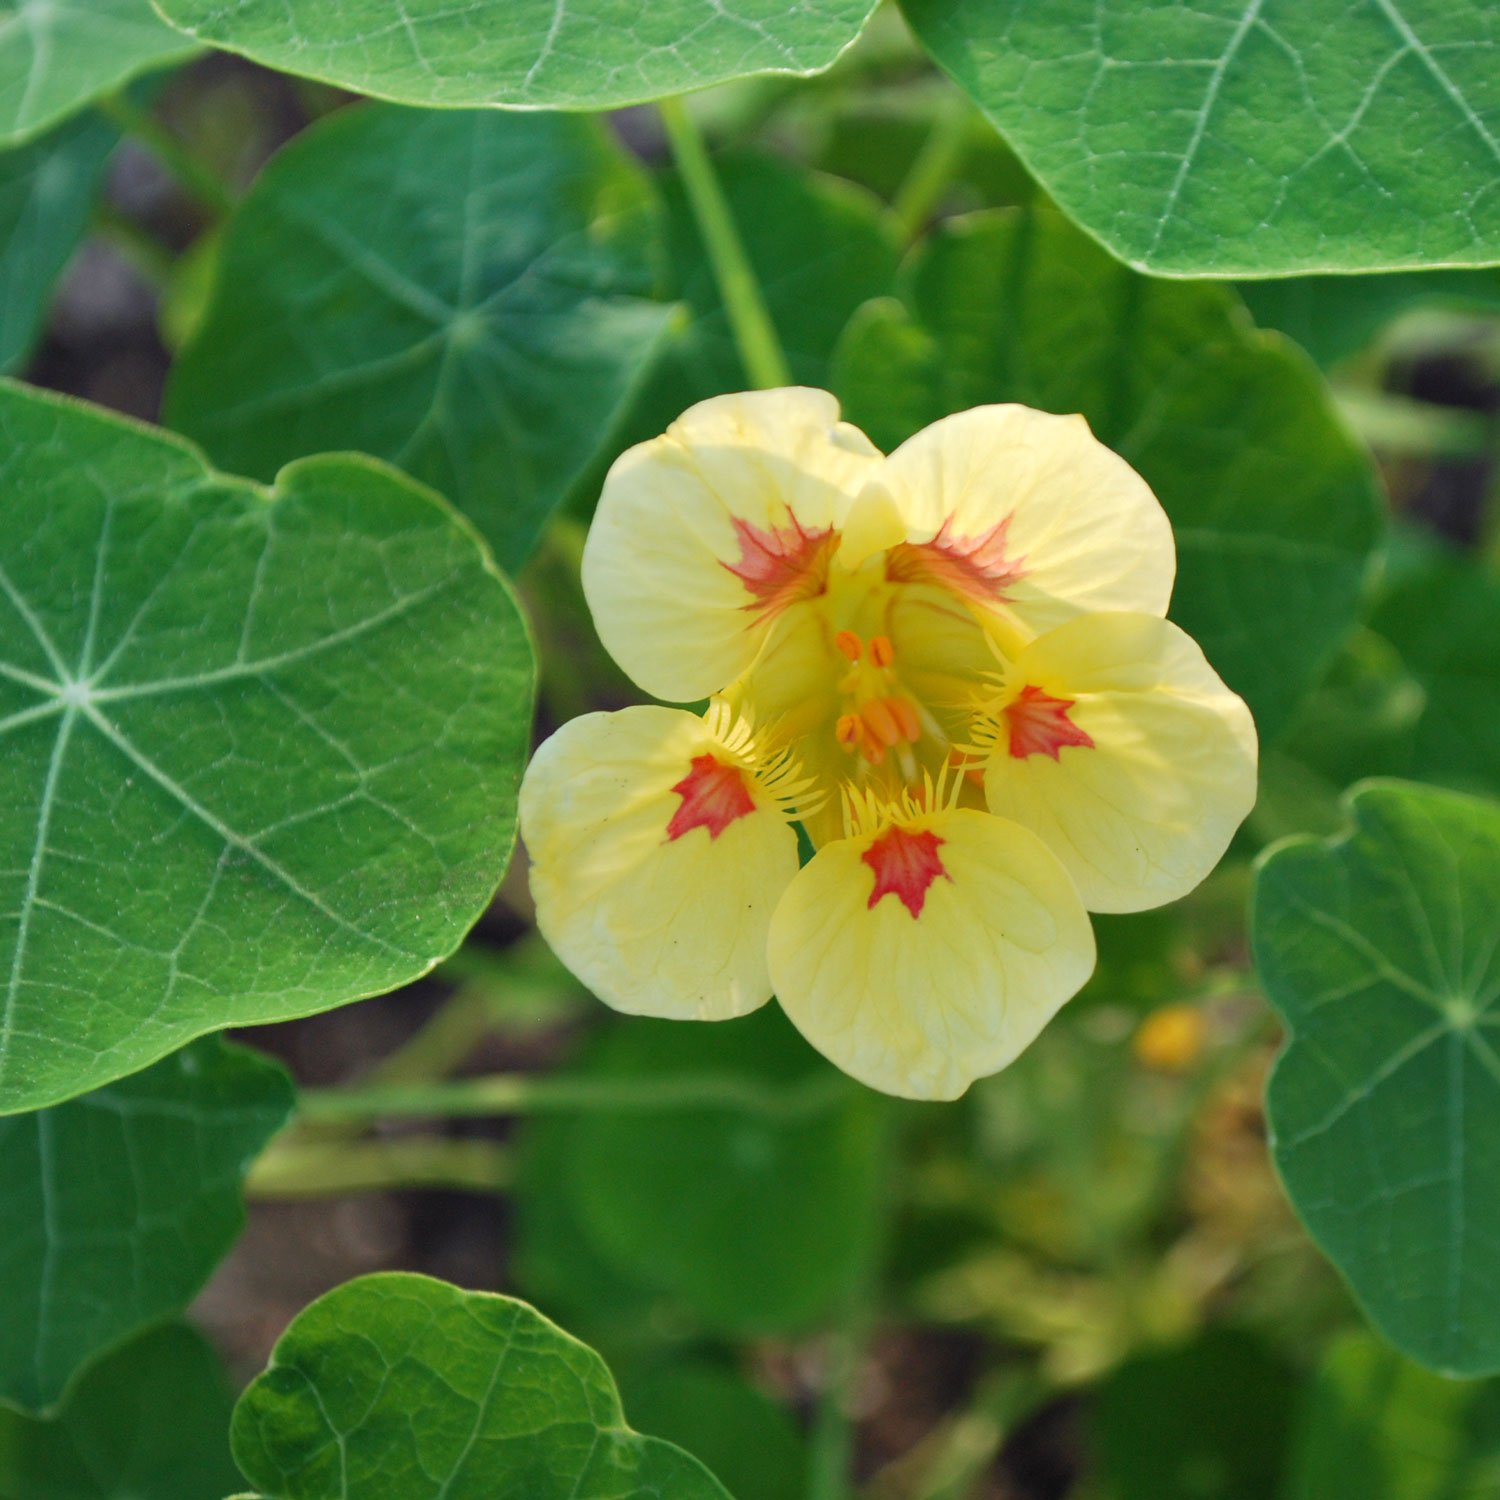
<box><xmin>831</xmin><ymin>628</ymin><xmax>924</xmax><ymax>776</ymax></box>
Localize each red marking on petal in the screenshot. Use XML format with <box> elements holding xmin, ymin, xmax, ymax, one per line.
<box><xmin>863</xmin><ymin>826</ymin><xmax>950</xmax><ymax>919</ymax></box>
<box><xmin>885</xmin><ymin>514</ymin><xmax>1027</xmax><ymax>606</ymax></box>
<box><xmin>1004</xmin><ymin>685</ymin><xmax>1095</xmax><ymax>760</ymax></box>
<box><xmin>722</xmin><ymin>514</ymin><xmax>836</xmax><ymax>621</ymax></box>
<box><xmin>666</xmin><ymin>754</ymin><xmax>756</xmax><ymax>841</ymax></box>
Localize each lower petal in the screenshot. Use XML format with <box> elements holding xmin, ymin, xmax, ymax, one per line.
<box><xmin>520</xmin><ymin>706</ymin><xmax>799</xmax><ymax>1020</ymax></box>
<box><xmin>767</xmin><ymin>808</ymin><xmax>1095</xmax><ymax>1100</ymax></box>
<box><xmin>982</xmin><ymin>613</ymin><xmax>1258</xmax><ymax>913</ymax></box>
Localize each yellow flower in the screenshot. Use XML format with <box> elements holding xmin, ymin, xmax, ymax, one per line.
<box><xmin>520</xmin><ymin>390</ymin><xmax>1257</xmax><ymax>1100</ymax></box>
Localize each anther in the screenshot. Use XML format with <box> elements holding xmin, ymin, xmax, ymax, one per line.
<box><xmin>861</xmin><ymin>698</ymin><xmax>903</xmax><ymax>748</ymax></box>
<box><xmin>835</xmin><ymin>629</ymin><xmax>863</xmax><ymax>662</ymax></box>
<box><xmin>888</xmin><ymin>697</ymin><xmax>921</xmax><ymax>743</ymax></box>
<box><xmin>869</xmin><ymin>634</ymin><xmax>895</xmax><ymax>668</ymax></box>
<box><xmin>836</xmin><ymin>714</ymin><xmax>864</xmax><ymax>748</ymax></box>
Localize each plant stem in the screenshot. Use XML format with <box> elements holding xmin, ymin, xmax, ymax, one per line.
<box><xmin>657</xmin><ymin>94</ymin><xmax>792</xmax><ymax>389</ymax></box>
<box><xmin>96</xmin><ymin>93</ymin><xmax>236</xmax><ymax>217</ymax></box>
<box><xmin>246</xmin><ymin>1135</ymin><xmax>512</xmax><ymax>1198</ymax></box>
<box><xmin>891</xmin><ymin>93</ymin><xmax>972</xmax><ymax>246</ymax></box>
<box><xmin>806</xmin><ymin>1326</ymin><xmax>861</xmax><ymax>1500</ymax></box>
<box><xmin>92</xmin><ymin>204</ymin><xmax>175</xmax><ymax>289</ymax></box>
<box><xmin>298</xmin><ymin>1069</ymin><xmax>852</xmax><ymax>1124</ymax></box>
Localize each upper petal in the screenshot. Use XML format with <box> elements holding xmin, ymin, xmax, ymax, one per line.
<box><xmin>981</xmin><ymin>612</ymin><xmax>1258</xmax><ymax>913</ymax></box>
<box><xmin>582</xmin><ymin>388</ymin><xmax>882</xmax><ymax>703</ymax></box>
<box><xmin>874</xmin><ymin>405</ymin><xmax>1174</xmax><ymax>644</ymax></box>
<box><xmin>767</xmin><ymin>807</ymin><xmax>1095</xmax><ymax>1100</ymax></box>
<box><xmin>520</xmin><ymin>705</ymin><xmax>800</xmax><ymax>1020</ymax></box>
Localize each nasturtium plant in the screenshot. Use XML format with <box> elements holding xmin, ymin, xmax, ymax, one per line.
<box><xmin>1255</xmin><ymin>779</ymin><xmax>1500</xmax><ymax>1376</ymax></box>
<box><xmin>0</xmin><ymin>0</ymin><xmax>192</xmax><ymax>147</ymax></box>
<box><xmin>0</xmin><ymin>1038</ymin><xmax>291</xmax><ymax>1412</ymax></box>
<box><xmin>900</xmin><ymin>0</ymin><xmax>1500</xmax><ymax>276</ymax></box>
<box><xmin>0</xmin><ymin>380</ymin><xmax>533</xmax><ymax>1113</ymax></box>
<box><xmin>0</xmin><ymin>114</ymin><xmax>116</xmax><ymax>372</ymax></box>
<box><xmin>231</xmin><ymin>1274</ymin><xmax>735</xmax><ymax>1500</ymax></box>
<box><xmin>167</xmin><ymin>103</ymin><xmax>674</xmax><ymax>570</ymax></box>
<box><xmin>832</xmin><ymin>204</ymin><xmax>1386</xmax><ymax>738</ymax></box>
<box><xmin>146</xmin><ymin>0</ymin><xmax>881</xmax><ymax>111</ymax></box>
<box><xmin>3</xmin><ymin>0</ymin><xmax>1500</xmax><ymax>1489</ymax></box>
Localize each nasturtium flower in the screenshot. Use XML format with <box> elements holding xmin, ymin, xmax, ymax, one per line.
<box><xmin>520</xmin><ymin>389</ymin><xmax>1257</xmax><ymax>1100</ymax></box>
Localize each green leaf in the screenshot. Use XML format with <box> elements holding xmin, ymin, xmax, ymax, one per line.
<box><xmin>167</xmin><ymin>103</ymin><xmax>673</xmax><ymax>571</ymax></box>
<box><xmin>1254</xmin><ymin>779</ymin><xmax>1500</xmax><ymax>1375</ymax></box>
<box><xmin>1240</xmin><ymin>268</ymin><xmax>1500</xmax><ymax>367</ymax></box>
<box><xmin>0</xmin><ymin>115</ymin><xmax>116</xmax><ymax>372</ymax></box>
<box><xmin>0</xmin><ymin>0</ymin><xmax>193</xmax><ymax>148</ymax></box>
<box><xmin>900</xmin><ymin>0</ymin><xmax>1500</xmax><ymax>276</ymax></box>
<box><xmin>517</xmin><ymin>1009</ymin><xmax>887</xmax><ymax>1335</ymax></box>
<box><xmin>0</xmin><ymin>380</ymin><xmax>535</xmax><ymax>1114</ymax></box>
<box><xmin>832</xmin><ymin>205</ymin><xmax>1385</xmax><ymax>738</ymax></box>
<box><xmin>618</xmin><ymin>1364</ymin><xmax>807</xmax><ymax>1500</ymax></box>
<box><xmin>0</xmin><ymin>1323</ymin><xmax>241</xmax><ymax>1498</ymax></box>
<box><xmin>0</xmin><ymin>1038</ymin><xmax>289</xmax><ymax>1412</ymax></box>
<box><xmin>1367</xmin><ymin>549</ymin><xmax>1500</xmax><ymax>793</ymax></box>
<box><xmin>230</xmin><ymin>1273</ymin><xmax>735</xmax><ymax>1500</ymax></box>
<box><xmin>1283</xmin><ymin>1330</ymin><xmax>1500</xmax><ymax>1500</ymax></box>
<box><xmin>148</xmin><ymin>0</ymin><xmax>878</xmax><ymax>111</ymax></box>
<box><xmin>1092</xmin><ymin>1329</ymin><xmax>1296</xmax><ymax>1500</ymax></box>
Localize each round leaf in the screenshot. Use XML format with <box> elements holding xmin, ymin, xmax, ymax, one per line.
<box><xmin>0</xmin><ymin>0</ymin><xmax>193</xmax><ymax>147</ymax></box>
<box><xmin>1254</xmin><ymin>779</ymin><xmax>1500</xmax><ymax>1375</ymax></box>
<box><xmin>901</xmin><ymin>0</ymin><xmax>1500</xmax><ymax>276</ymax></box>
<box><xmin>0</xmin><ymin>1038</ymin><xmax>290</xmax><ymax>1412</ymax></box>
<box><xmin>0</xmin><ymin>1324</ymin><xmax>241</xmax><ymax>1498</ymax></box>
<box><xmin>167</xmin><ymin>103</ymin><xmax>674</xmax><ymax>571</ymax></box>
<box><xmin>147</xmin><ymin>0</ymin><xmax>879</xmax><ymax>111</ymax></box>
<box><xmin>832</xmin><ymin>204</ymin><xmax>1385</xmax><ymax>739</ymax></box>
<box><xmin>0</xmin><ymin>380</ymin><xmax>535</xmax><ymax>1114</ymax></box>
<box><xmin>0</xmin><ymin>114</ymin><xmax>116</xmax><ymax>373</ymax></box>
<box><xmin>231</xmin><ymin>1273</ymin><xmax>736</xmax><ymax>1500</ymax></box>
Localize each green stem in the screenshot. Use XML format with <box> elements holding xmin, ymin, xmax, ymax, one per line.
<box><xmin>891</xmin><ymin>93</ymin><xmax>972</xmax><ymax>246</ymax></box>
<box><xmin>92</xmin><ymin>204</ymin><xmax>175</xmax><ymax>289</ymax></box>
<box><xmin>658</xmin><ymin>95</ymin><xmax>792</xmax><ymax>390</ymax></box>
<box><xmin>298</xmin><ymin>1069</ymin><xmax>852</xmax><ymax>1124</ymax></box>
<box><xmin>96</xmin><ymin>93</ymin><xmax>236</xmax><ymax>217</ymax></box>
<box><xmin>246</xmin><ymin>1135</ymin><xmax>512</xmax><ymax>1197</ymax></box>
<box><xmin>806</xmin><ymin>1327</ymin><xmax>861</xmax><ymax>1500</ymax></box>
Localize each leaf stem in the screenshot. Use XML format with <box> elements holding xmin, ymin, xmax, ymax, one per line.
<box><xmin>95</xmin><ymin>93</ymin><xmax>236</xmax><ymax>218</ymax></box>
<box><xmin>657</xmin><ymin>95</ymin><xmax>792</xmax><ymax>389</ymax></box>
<box><xmin>891</xmin><ymin>93</ymin><xmax>973</xmax><ymax>246</ymax></box>
<box><xmin>806</xmin><ymin>1326</ymin><xmax>861</xmax><ymax>1500</ymax></box>
<box><xmin>298</xmin><ymin>1068</ymin><xmax>853</xmax><ymax>1123</ymax></box>
<box><xmin>246</xmin><ymin>1135</ymin><xmax>513</xmax><ymax>1197</ymax></box>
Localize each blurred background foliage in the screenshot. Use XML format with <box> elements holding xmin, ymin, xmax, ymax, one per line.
<box><xmin>4</xmin><ymin>3</ymin><xmax>1500</xmax><ymax>1497</ymax></box>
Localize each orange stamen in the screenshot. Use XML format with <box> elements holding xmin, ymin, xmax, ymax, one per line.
<box><xmin>869</xmin><ymin>634</ymin><xmax>895</xmax><ymax>668</ymax></box>
<box><xmin>834</xmin><ymin>629</ymin><xmax>863</xmax><ymax>661</ymax></box>
<box><xmin>888</xmin><ymin>696</ymin><xmax>921</xmax><ymax>743</ymax></box>
<box><xmin>836</xmin><ymin>714</ymin><xmax>863</xmax><ymax>748</ymax></box>
<box><xmin>861</xmin><ymin>698</ymin><xmax>903</xmax><ymax>748</ymax></box>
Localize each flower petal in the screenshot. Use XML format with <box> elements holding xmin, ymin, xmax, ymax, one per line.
<box><xmin>875</xmin><ymin>405</ymin><xmax>1174</xmax><ymax>642</ymax></box>
<box><xmin>520</xmin><ymin>705</ymin><xmax>799</xmax><ymax>1020</ymax></box>
<box><xmin>767</xmin><ymin>807</ymin><xmax>1095</xmax><ymax>1100</ymax></box>
<box><xmin>982</xmin><ymin>613</ymin><xmax>1257</xmax><ymax>913</ymax></box>
<box><xmin>582</xmin><ymin>388</ymin><xmax>882</xmax><ymax>702</ymax></box>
